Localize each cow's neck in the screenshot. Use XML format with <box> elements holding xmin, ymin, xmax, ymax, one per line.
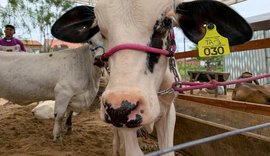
<box><xmin>158</xmin><ymin>66</ymin><xmax>176</xmax><ymax>104</ymax></box>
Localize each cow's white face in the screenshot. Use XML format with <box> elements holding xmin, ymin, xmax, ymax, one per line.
<box><xmin>95</xmin><ymin>0</ymin><xmax>174</xmax><ymax>128</ymax></box>
<box><xmin>51</xmin><ymin>0</ymin><xmax>253</xmax><ymax>129</ymax></box>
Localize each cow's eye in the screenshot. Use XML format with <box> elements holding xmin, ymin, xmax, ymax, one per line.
<box><xmin>163</xmin><ymin>18</ymin><xmax>172</xmax><ymax>28</ymax></box>
<box><xmin>101</xmin><ymin>33</ymin><xmax>106</xmax><ymax>39</ymax></box>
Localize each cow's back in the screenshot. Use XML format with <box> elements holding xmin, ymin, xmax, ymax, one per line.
<box><xmin>232</xmin><ymin>83</ymin><xmax>270</xmax><ymax>104</ymax></box>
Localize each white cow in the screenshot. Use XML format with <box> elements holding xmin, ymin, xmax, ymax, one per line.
<box><xmin>32</xmin><ymin>100</ymin><xmax>79</xmax><ymax>119</ymax></box>
<box><xmin>32</xmin><ymin>100</ymin><xmax>55</xmax><ymax>119</ymax></box>
<box><xmin>0</xmin><ymin>33</ymin><xmax>104</xmax><ymax>142</ymax></box>
<box><xmin>205</xmin><ymin>86</ymin><xmax>224</xmax><ymax>95</ymax></box>
<box><xmin>52</xmin><ymin>0</ymin><xmax>252</xmax><ymax>155</ymax></box>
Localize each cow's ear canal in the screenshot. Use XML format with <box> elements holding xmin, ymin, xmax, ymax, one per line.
<box><xmin>51</xmin><ymin>5</ymin><xmax>99</xmax><ymax>43</ymax></box>
<box><xmin>175</xmin><ymin>0</ymin><xmax>252</xmax><ymax>45</ymax></box>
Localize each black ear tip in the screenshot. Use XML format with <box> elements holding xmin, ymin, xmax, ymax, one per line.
<box><xmin>216</xmin><ymin>22</ymin><xmax>253</xmax><ymax>45</ymax></box>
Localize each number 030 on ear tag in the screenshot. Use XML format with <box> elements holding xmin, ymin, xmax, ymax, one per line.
<box><xmin>198</xmin><ymin>24</ymin><xmax>230</xmax><ymax>57</ymax></box>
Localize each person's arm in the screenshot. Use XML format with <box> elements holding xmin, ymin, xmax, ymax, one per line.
<box><xmin>0</xmin><ymin>39</ymin><xmax>4</xmax><ymax>51</ymax></box>
<box><xmin>16</xmin><ymin>39</ymin><xmax>26</xmax><ymax>52</ymax></box>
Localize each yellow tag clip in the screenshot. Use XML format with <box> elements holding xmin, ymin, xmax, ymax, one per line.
<box><xmin>198</xmin><ymin>24</ymin><xmax>230</xmax><ymax>57</ymax></box>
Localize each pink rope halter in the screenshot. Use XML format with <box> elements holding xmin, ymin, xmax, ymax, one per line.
<box><xmin>101</xmin><ymin>43</ymin><xmax>174</xmax><ymax>61</ymax></box>
<box><xmin>173</xmin><ymin>73</ymin><xmax>270</xmax><ymax>92</ymax></box>
<box><xmin>101</xmin><ymin>31</ymin><xmax>176</xmax><ymax>61</ymax></box>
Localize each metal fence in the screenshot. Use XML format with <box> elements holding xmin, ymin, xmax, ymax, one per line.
<box><xmin>224</xmin><ymin>30</ymin><xmax>270</xmax><ymax>88</ymax></box>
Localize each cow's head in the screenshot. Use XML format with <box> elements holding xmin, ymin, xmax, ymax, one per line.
<box><xmin>52</xmin><ymin>0</ymin><xmax>252</xmax><ymax>128</ymax></box>
<box><xmin>238</xmin><ymin>71</ymin><xmax>260</xmax><ymax>85</ymax></box>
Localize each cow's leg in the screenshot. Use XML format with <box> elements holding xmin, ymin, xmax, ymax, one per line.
<box><xmin>65</xmin><ymin>109</ymin><xmax>73</xmax><ymax>134</ymax></box>
<box><xmin>53</xmin><ymin>89</ymin><xmax>72</xmax><ymax>142</ymax></box>
<box><xmin>155</xmin><ymin>103</ymin><xmax>176</xmax><ymax>156</ymax></box>
<box><xmin>120</xmin><ymin>129</ymin><xmax>143</xmax><ymax>156</ymax></box>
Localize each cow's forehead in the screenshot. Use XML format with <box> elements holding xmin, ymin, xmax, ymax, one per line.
<box><xmin>95</xmin><ymin>0</ymin><xmax>173</xmax><ymax>38</ymax></box>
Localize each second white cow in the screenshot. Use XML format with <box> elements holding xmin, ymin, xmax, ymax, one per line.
<box><xmin>0</xmin><ymin>36</ymin><xmax>103</xmax><ymax>141</ymax></box>
<box><xmin>32</xmin><ymin>100</ymin><xmax>55</xmax><ymax>119</ymax></box>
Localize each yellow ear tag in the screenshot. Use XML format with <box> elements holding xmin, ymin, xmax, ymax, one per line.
<box><xmin>198</xmin><ymin>24</ymin><xmax>230</xmax><ymax>57</ymax></box>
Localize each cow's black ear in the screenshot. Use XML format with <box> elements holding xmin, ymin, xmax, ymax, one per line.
<box><xmin>51</xmin><ymin>5</ymin><xmax>99</xmax><ymax>43</ymax></box>
<box><xmin>175</xmin><ymin>0</ymin><xmax>252</xmax><ymax>45</ymax></box>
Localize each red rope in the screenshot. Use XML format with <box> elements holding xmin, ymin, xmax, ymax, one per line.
<box><xmin>172</xmin><ymin>73</ymin><xmax>270</xmax><ymax>92</ymax></box>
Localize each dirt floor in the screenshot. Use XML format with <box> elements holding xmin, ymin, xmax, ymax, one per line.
<box><xmin>0</xmin><ymin>88</ymin><xmax>232</xmax><ymax>156</ymax></box>
<box><xmin>0</xmin><ymin>98</ymin><xmax>160</xmax><ymax>156</ymax></box>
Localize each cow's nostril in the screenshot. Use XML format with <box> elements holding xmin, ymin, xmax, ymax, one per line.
<box><xmin>104</xmin><ymin>102</ymin><xmax>111</xmax><ymax>111</ymax></box>
<box><xmin>132</xmin><ymin>101</ymin><xmax>139</xmax><ymax>111</ymax></box>
<box><xmin>105</xmin><ymin>113</ymin><xmax>111</xmax><ymax>123</ymax></box>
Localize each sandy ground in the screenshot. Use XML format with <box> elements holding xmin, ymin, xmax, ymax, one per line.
<box><xmin>0</xmin><ymin>98</ymin><xmax>161</xmax><ymax>156</ymax></box>
<box><xmin>0</xmin><ymin>87</ymin><xmax>231</xmax><ymax>156</ymax></box>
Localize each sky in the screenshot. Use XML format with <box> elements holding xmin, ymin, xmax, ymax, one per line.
<box><xmin>231</xmin><ymin>0</ymin><xmax>270</xmax><ymax>17</ymax></box>
<box><xmin>1</xmin><ymin>0</ymin><xmax>270</xmax><ymax>47</ymax></box>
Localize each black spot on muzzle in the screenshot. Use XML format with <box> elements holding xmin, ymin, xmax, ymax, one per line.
<box><xmin>104</xmin><ymin>100</ymin><xmax>142</xmax><ymax>128</ymax></box>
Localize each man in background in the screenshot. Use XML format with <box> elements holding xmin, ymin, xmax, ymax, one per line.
<box><xmin>0</xmin><ymin>24</ymin><xmax>26</xmax><ymax>106</ymax></box>
<box><xmin>0</xmin><ymin>24</ymin><xmax>26</xmax><ymax>52</ymax></box>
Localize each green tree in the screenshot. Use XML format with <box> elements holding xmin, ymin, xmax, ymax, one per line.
<box><xmin>190</xmin><ymin>44</ymin><xmax>223</xmax><ymax>71</ymax></box>
<box><xmin>0</xmin><ymin>0</ymin><xmax>75</xmax><ymax>52</ymax></box>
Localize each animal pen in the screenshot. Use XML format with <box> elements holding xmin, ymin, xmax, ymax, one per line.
<box><xmin>61</xmin><ymin>0</ymin><xmax>270</xmax><ymax>154</ymax></box>
<box><xmin>146</xmin><ymin>16</ymin><xmax>270</xmax><ymax>156</ymax></box>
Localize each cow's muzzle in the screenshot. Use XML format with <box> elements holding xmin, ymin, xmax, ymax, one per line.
<box><xmin>104</xmin><ymin>100</ymin><xmax>142</xmax><ymax>128</ymax></box>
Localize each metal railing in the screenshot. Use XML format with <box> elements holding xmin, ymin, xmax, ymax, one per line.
<box><xmin>145</xmin><ymin>122</ymin><xmax>270</xmax><ymax>156</ymax></box>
